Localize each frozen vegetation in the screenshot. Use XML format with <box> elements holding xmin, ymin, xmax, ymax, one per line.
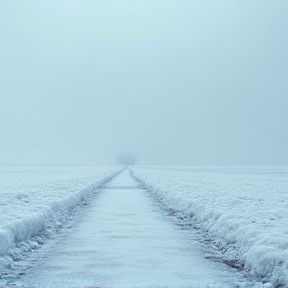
<box><xmin>131</xmin><ymin>166</ymin><xmax>288</xmax><ymax>287</ymax></box>
<box><xmin>0</xmin><ymin>165</ymin><xmax>121</xmax><ymax>269</ymax></box>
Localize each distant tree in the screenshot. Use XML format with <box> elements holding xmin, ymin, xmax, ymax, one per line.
<box><xmin>117</xmin><ymin>154</ymin><xmax>136</xmax><ymax>166</ymax></box>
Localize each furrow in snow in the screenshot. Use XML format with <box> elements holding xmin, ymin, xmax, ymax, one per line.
<box><xmin>0</xmin><ymin>166</ymin><xmax>123</xmax><ymax>269</ymax></box>
<box><xmin>130</xmin><ymin>166</ymin><xmax>288</xmax><ymax>287</ymax></box>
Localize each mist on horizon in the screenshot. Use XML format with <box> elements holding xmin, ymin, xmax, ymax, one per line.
<box><xmin>1</xmin><ymin>0</ymin><xmax>287</xmax><ymax>166</ymax></box>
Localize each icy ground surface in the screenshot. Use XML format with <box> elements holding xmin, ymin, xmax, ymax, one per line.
<box><xmin>0</xmin><ymin>166</ymin><xmax>121</xmax><ymax>268</ymax></box>
<box><xmin>13</xmin><ymin>170</ymin><xmax>247</xmax><ymax>288</ymax></box>
<box><xmin>131</xmin><ymin>166</ymin><xmax>288</xmax><ymax>287</ymax></box>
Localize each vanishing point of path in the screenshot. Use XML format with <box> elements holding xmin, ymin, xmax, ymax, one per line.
<box><xmin>20</xmin><ymin>169</ymin><xmax>247</xmax><ymax>287</ymax></box>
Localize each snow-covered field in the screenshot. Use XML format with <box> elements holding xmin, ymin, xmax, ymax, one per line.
<box><xmin>131</xmin><ymin>166</ymin><xmax>288</xmax><ymax>287</ymax></box>
<box><xmin>0</xmin><ymin>165</ymin><xmax>121</xmax><ymax>269</ymax></box>
<box><xmin>1</xmin><ymin>165</ymin><xmax>287</xmax><ymax>287</ymax></box>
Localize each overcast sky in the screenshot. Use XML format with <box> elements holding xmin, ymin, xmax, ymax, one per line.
<box><xmin>0</xmin><ymin>0</ymin><xmax>287</xmax><ymax>165</ymax></box>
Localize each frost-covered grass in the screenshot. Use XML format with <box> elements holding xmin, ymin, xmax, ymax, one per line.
<box><xmin>131</xmin><ymin>166</ymin><xmax>288</xmax><ymax>287</ymax></box>
<box><xmin>0</xmin><ymin>165</ymin><xmax>121</xmax><ymax>268</ymax></box>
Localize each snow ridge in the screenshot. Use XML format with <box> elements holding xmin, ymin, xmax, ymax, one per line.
<box><xmin>130</xmin><ymin>166</ymin><xmax>288</xmax><ymax>287</ymax></box>
<box><xmin>0</xmin><ymin>166</ymin><xmax>123</xmax><ymax>269</ymax></box>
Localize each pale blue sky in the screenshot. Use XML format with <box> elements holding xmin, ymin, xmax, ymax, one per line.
<box><xmin>0</xmin><ymin>0</ymin><xmax>287</xmax><ymax>165</ymax></box>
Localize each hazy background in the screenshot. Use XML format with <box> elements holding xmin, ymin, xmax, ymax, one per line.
<box><xmin>0</xmin><ymin>0</ymin><xmax>287</xmax><ymax>166</ymax></box>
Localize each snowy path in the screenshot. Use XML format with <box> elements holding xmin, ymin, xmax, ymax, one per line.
<box><xmin>18</xmin><ymin>170</ymin><xmax>247</xmax><ymax>287</ymax></box>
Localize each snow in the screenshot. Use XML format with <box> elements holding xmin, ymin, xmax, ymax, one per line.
<box><xmin>1</xmin><ymin>165</ymin><xmax>287</xmax><ymax>287</ymax></box>
<box><xmin>130</xmin><ymin>166</ymin><xmax>288</xmax><ymax>287</ymax></box>
<box><xmin>18</xmin><ymin>170</ymin><xmax>247</xmax><ymax>288</ymax></box>
<box><xmin>0</xmin><ymin>165</ymin><xmax>121</xmax><ymax>268</ymax></box>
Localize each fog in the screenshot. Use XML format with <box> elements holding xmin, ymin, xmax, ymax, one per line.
<box><xmin>0</xmin><ymin>0</ymin><xmax>287</xmax><ymax>166</ymax></box>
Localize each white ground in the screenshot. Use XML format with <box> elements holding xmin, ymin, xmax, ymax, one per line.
<box><xmin>0</xmin><ymin>166</ymin><xmax>122</xmax><ymax>267</ymax></box>
<box><xmin>131</xmin><ymin>166</ymin><xmax>288</xmax><ymax>287</ymax></box>
<box><xmin>15</xmin><ymin>170</ymin><xmax>246</xmax><ymax>288</ymax></box>
<box><xmin>1</xmin><ymin>165</ymin><xmax>286</xmax><ymax>287</ymax></box>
